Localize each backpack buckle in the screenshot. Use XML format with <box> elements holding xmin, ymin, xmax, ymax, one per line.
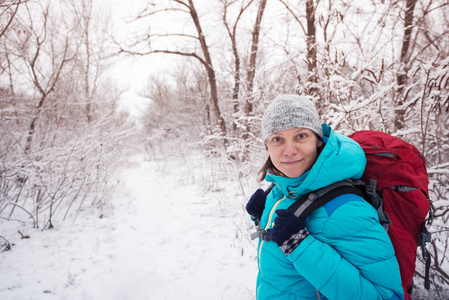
<box><xmin>419</xmin><ymin>230</ymin><xmax>431</xmax><ymax>246</ymax></box>
<box><xmin>251</xmin><ymin>228</ymin><xmax>272</xmax><ymax>241</ymax></box>
<box><xmin>260</xmin><ymin>230</ymin><xmax>273</xmax><ymax>241</ymax></box>
<box><xmin>251</xmin><ymin>221</ymin><xmax>273</xmax><ymax>241</ymax></box>
<box><xmin>418</xmin><ymin>228</ymin><xmax>432</xmax><ymax>260</ymax></box>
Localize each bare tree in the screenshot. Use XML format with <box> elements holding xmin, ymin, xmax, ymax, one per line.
<box><xmin>277</xmin><ymin>0</ymin><xmax>319</xmax><ymax>97</ymax></box>
<box><xmin>245</xmin><ymin>0</ymin><xmax>267</xmax><ymax>124</ymax></box>
<box><xmin>0</xmin><ymin>0</ymin><xmax>24</xmax><ymax>94</ymax></box>
<box><xmin>70</xmin><ymin>0</ymin><xmax>111</xmax><ymax>123</ymax></box>
<box><xmin>394</xmin><ymin>0</ymin><xmax>449</xmax><ymax>131</ymax></box>
<box><xmin>221</xmin><ymin>0</ymin><xmax>254</xmax><ymax>131</ymax></box>
<box><xmin>122</xmin><ymin>0</ymin><xmax>227</xmax><ymax>138</ymax></box>
<box><xmin>18</xmin><ymin>2</ymin><xmax>76</xmax><ymax>153</ymax></box>
<box><xmin>395</xmin><ymin>0</ymin><xmax>418</xmax><ymax>130</ymax></box>
<box><xmin>305</xmin><ymin>0</ymin><xmax>317</xmax><ymax>80</ymax></box>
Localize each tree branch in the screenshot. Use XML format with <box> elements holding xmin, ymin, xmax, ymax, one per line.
<box><xmin>119</xmin><ymin>48</ymin><xmax>208</xmax><ymax>68</ymax></box>
<box><xmin>278</xmin><ymin>0</ymin><xmax>307</xmax><ymax>36</ymax></box>
<box><xmin>150</xmin><ymin>32</ymin><xmax>199</xmax><ymax>40</ymax></box>
<box><xmin>130</xmin><ymin>7</ymin><xmax>189</xmax><ymax>22</ymax></box>
<box><xmin>0</xmin><ymin>0</ymin><xmax>22</xmax><ymax>39</ymax></box>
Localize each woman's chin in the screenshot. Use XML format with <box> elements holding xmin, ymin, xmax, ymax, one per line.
<box><xmin>281</xmin><ymin>168</ymin><xmax>305</xmax><ymax>178</ymax></box>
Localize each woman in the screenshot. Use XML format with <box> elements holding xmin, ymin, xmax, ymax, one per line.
<box><xmin>246</xmin><ymin>94</ymin><xmax>404</xmax><ymax>299</ymax></box>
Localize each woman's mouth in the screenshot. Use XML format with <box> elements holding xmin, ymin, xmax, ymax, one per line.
<box><xmin>282</xmin><ymin>160</ymin><xmax>302</xmax><ymax>165</ymax></box>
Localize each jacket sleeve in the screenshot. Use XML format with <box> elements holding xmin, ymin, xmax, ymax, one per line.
<box><xmin>287</xmin><ymin>194</ymin><xmax>404</xmax><ymax>300</ymax></box>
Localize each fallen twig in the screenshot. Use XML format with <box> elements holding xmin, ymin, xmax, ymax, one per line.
<box><xmin>0</xmin><ymin>235</ymin><xmax>12</xmax><ymax>253</ymax></box>
<box><xmin>18</xmin><ymin>230</ymin><xmax>30</xmax><ymax>239</ymax></box>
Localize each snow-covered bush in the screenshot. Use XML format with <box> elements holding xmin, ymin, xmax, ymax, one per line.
<box><xmin>0</xmin><ymin>90</ymin><xmax>135</xmax><ymax>229</ymax></box>
<box><xmin>0</xmin><ymin>0</ymin><xmax>136</xmax><ymax>230</ymax></box>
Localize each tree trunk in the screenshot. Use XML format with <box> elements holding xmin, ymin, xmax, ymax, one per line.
<box><xmin>230</xmin><ymin>26</ymin><xmax>241</xmax><ymax>132</ymax></box>
<box><xmin>25</xmin><ymin>94</ymin><xmax>47</xmax><ymax>154</ymax></box>
<box><xmin>306</xmin><ymin>0</ymin><xmax>318</xmax><ymax>98</ymax></box>
<box><xmin>85</xmin><ymin>30</ymin><xmax>92</xmax><ymax>123</ymax></box>
<box><xmin>232</xmin><ymin>38</ymin><xmax>241</xmax><ymax>132</ymax></box>
<box><xmin>245</xmin><ymin>0</ymin><xmax>267</xmax><ymax>134</ymax></box>
<box><xmin>306</xmin><ymin>0</ymin><xmax>317</xmax><ymax>78</ymax></box>
<box><xmin>188</xmin><ymin>0</ymin><xmax>227</xmax><ymax>136</ymax></box>
<box><xmin>395</xmin><ymin>0</ymin><xmax>417</xmax><ymax>130</ymax></box>
<box><xmin>222</xmin><ymin>0</ymin><xmax>253</xmax><ymax>133</ymax></box>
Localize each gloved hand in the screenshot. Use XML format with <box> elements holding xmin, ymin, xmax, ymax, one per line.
<box><xmin>245</xmin><ymin>189</ymin><xmax>266</xmax><ymax>221</ymax></box>
<box><xmin>267</xmin><ymin>209</ymin><xmax>309</xmax><ymax>256</ymax></box>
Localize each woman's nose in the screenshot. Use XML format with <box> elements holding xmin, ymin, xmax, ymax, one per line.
<box><xmin>283</xmin><ymin>142</ymin><xmax>298</xmax><ymax>156</ymax></box>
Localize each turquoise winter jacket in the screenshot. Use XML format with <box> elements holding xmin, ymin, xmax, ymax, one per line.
<box><xmin>256</xmin><ymin>124</ymin><xmax>404</xmax><ymax>300</ymax></box>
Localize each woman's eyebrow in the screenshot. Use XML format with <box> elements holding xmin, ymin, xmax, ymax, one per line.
<box><xmin>272</xmin><ymin>132</ymin><xmax>285</xmax><ymax>136</ymax></box>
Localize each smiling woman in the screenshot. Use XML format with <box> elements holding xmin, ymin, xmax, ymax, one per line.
<box><xmin>245</xmin><ymin>94</ymin><xmax>405</xmax><ymax>300</ymax></box>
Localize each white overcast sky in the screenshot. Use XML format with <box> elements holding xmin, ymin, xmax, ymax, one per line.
<box><xmin>107</xmin><ymin>0</ymin><xmax>151</xmax><ymax>117</ymax></box>
<box><xmin>109</xmin><ymin>0</ymin><xmax>184</xmax><ymax>117</ymax></box>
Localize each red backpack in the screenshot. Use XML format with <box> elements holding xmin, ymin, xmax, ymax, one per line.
<box><xmin>348</xmin><ymin>131</ymin><xmax>433</xmax><ymax>299</ymax></box>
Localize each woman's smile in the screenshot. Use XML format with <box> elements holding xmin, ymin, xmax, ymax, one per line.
<box><xmin>282</xmin><ymin>159</ymin><xmax>303</xmax><ymax>165</ymax></box>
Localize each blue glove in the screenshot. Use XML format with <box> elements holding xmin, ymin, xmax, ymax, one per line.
<box><xmin>267</xmin><ymin>209</ymin><xmax>309</xmax><ymax>255</ymax></box>
<box><xmin>246</xmin><ymin>189</ymin><xmax>266</xmax><ymax>220</ymax></box>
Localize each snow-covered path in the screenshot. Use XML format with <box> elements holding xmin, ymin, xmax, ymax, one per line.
<box><xmin>0</xmin><ymin>159</ymin><xmax>257</xmax><ymax>299</ymax></box>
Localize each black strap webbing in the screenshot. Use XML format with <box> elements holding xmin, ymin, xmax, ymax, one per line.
<box><xmin>418</xmin><ymin>224</ymin><xmax>432</xmax><ymax>290</ymax></box>
<box><xmin>288</xmin><ymin>181</ymin><xmax>364</xmax><ymax>220</ymax></box>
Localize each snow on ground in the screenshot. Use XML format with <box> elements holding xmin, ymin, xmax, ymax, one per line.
<box><xmin>0</xmin><ymin>156</ymin><xmax>259</xmax><ymax>300</ymax></box>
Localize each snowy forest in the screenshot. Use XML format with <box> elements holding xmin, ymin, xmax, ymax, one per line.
<box><xmin>1</xmin><ymin>0</ymin><xmax>448</xmax><ymax>299</ymax></box>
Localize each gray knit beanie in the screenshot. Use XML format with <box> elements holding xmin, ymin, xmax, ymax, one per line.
<box><xmin>262</xmin><ymin>94</ymin><xmax>323</xmax><ymax>143</ymax></box>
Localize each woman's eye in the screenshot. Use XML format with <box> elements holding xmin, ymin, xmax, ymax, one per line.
<box><xmin>297</xmin><ymin>133</ymin><xmax>306</xmax><ymax>140</ymax></box>
<box><xmin>272</xmin><ymin>137</ymin><xmax>282</xmax><ymax>143</ymax></box>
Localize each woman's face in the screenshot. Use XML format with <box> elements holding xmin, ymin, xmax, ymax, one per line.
<box><xmin>267</xmin><ymin>127</ymin><xmax>322</xmax><ymax>178</ymax></box>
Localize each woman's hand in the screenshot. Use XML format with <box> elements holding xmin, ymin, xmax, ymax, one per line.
<box><xmin>268</xmin><ymin>209</ymin><xmax>309</xmax><ymax>255</ymax></box>
<box><xmin>246</xmin><ymin>189</ymin><xmax>266</xmax><ymax>221</ymax></box>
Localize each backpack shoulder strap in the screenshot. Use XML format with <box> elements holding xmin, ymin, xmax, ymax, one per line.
<box><xmin>251</xmin><ymin>180</ymin><xmax>364</xmax><ymax>241</ymax></box>
<box><xmin>365</xmin><ymin>179</ymin><xmax>391</xmax><ymax>231</ymax></box>
<box><xmin>288</xmin><ymin>179</ymin><xmax>364</xmax><ymax>220</ymax></box>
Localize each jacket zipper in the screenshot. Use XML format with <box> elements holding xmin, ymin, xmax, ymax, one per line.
<box><xmin>258</xmin><ymin>196</ymin><xmax>287</xmax><ymax>267</ymax></box>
